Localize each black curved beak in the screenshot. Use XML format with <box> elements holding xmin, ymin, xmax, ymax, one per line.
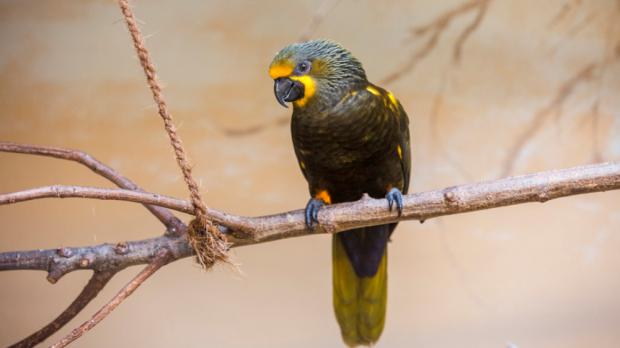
<box><xmin>274</xmin><ymin>77</ymin><xmax>305</xmax><ymax>108</ymax></box>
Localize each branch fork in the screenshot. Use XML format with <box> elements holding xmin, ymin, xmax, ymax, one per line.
<box><xmin>2</xmin><ymin>140</ymin><xmax>619</xmax><ymax>347</ymax></box>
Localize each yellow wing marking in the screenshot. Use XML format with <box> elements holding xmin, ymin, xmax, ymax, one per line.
<box><xmin>387</xmin><ymin>91</ymin><xmax>397</xmax><ymax>105</ymax></box>
<box><xmin>366</xmin><ymin>85</ymin><xmax>381</xmax><ymax>96</ymax></box>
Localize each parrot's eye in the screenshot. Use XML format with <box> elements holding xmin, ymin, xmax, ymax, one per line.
<box><xmin>295</xmin><ymin>61</ymin><xmax>311</xmax><ymax>74</ymax></box>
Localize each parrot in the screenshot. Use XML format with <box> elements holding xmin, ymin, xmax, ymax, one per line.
<box><xmin>269</xmin><ymin>39</ymin><xmax>411</xmax><ymax>347</ymax></box>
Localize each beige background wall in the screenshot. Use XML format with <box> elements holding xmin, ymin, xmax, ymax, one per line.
<box><xmin>1</xmin><ymin>0</ymin><xmax>619</xmax><ymax>347</ymax></box>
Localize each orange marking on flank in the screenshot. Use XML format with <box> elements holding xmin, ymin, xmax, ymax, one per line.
<box><xmin>315</xmin><ymin>190</ymin><xmax>332</xmax><ymax>204</ymax></box>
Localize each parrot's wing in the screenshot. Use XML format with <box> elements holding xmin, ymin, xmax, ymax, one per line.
<box><xmin>328</xmin><ymin>85</ymin><xmax>411</xmax><ymax>194</ymax></box>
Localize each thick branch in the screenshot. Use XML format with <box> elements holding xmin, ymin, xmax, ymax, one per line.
<box><xmin>9</xmin><ymin>271</ymin><xmax>114</xmax><ymax>348</ymax></box>
<box><xmin>2</xmin><ymin>162</ymin><xmax>618</xmax><ymax>278</ymax></box>
<box><xmin>243</xmin><ymin>161</ymin><xmax>620</xmax><ymax>242</ymax></box>
<box><xmin>2</xmin><ymin>160</ymin><xmax>618</xmax><ymax>345</ymax></box>
<box><xmin>0</xmin><ymin>235</ymin><xmax>192</xmax><ymax>283</ymax></box>
<box><xmin>0</xmin><ymin>141</ymin><xmax>183</xmax><ymax>232</ymax></box>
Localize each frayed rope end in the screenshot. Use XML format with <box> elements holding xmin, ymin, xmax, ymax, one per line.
<box><xmin>187</xmin><ymin>218</ymin><xmax>231</xmax><ymax>269</ymax></box>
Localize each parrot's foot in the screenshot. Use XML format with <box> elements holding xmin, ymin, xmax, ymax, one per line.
<box><xmin>386</xmin><ymin>187</ymin><xmax>404</xmax><ymax>216</ymax></box>
<box><xmin>305</xmin><ymin>198</ymin><xmax>325</xmax><ymax>229</ymax></box>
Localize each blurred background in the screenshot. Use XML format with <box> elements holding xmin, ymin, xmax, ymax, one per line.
<box><xmin>1</xmin><ymin>0</ymin><xmax>619</xmax><ymax>347</ymax></box>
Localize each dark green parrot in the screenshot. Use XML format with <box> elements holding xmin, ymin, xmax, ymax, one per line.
<box><xmin>269</xmin><ymin>39</ymin><xmax>411</xmax><ymax>347</ymax></box>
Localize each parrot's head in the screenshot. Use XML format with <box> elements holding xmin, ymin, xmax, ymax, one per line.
<box><xmin>269</xmin><ymin>39</ymin><xmax>367</xmax><ymax>110</ymax></box>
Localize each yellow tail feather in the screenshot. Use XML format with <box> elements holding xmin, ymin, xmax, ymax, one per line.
<box><xmin>332</xmin><ymin>234</ymin><xmax>387</xmax><ymax>347</ymax></box>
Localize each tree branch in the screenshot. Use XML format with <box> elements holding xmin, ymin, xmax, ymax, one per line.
<box><xmin>0</xmin><ymin>142</ymin><xmax>184</xmax><ymax>233</ymax></box>
<box><xmin>0</xmin><ymin>185</ymin><xmax>194</xmax><ymax>215</ymax></box>
<box><xmin>0</xmin><ymin>235</ymin><xmax>192</xmax><ymax>283</ymax></box>
<box><xmin>3</xmin><ymin>161</ymin><xmax>617</xmax><ymax>346</ymax></box>
<box><xmin>3</xmin><ymin>161</ymin><xmax>618</xmax><ymax>279</ymax></box>
<box><xmin>9</xmin><ymin>271</ymin><xmax>115</xmax><ymax>348</ymax></box>
<box><xmin>0</xmin><ymin>185</ymin><xmax>253</xmax><ymax>236</ymax></box>
<box><xmin>50</xmin><ymin>249</ymin><xmax>172</xmax><ymax>348</ymax></box>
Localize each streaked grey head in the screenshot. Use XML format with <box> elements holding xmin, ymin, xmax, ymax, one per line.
<box><xmin>269</xmin><ymin>40</ymin><xmax>368</xmax><ymax>110</ymax></box>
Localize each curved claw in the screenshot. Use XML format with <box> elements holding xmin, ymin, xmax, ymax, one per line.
<box><xmin>305</xmin><ymin>198</ymin><xmax>325</xmax><ymax>229</ymax></box>
<box><xmin>386</xmin><ymin>187</ymin><xmax>404</xmax><ymax>216</ymax></box>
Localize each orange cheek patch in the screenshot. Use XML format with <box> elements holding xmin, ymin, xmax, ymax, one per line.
<box><xmin>315</xmin><ymin>190</ymin><xmax>332</xmax><ymax>204</ymax></box>
<box><xmin>269</xmin><ymin>62</ymin><xmax>294</xmax><ymax>79</ymax></box>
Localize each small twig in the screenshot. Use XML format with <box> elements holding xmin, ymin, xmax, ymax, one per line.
<box><xmin>0</xmin><ymin>185</ymin><xmax>251</xmax><ymax>235</ymax></box>
<box><xmin>50</xmin><ymin>250</ymin><xmax>172</xmax><ymax>348</ymax></box>
<box><xmin>0</xmin><ymin>142</ymin><xmax>183</xmax><ymax>233</ymax></box>
<box><xmin>0</xmin><ymin>185</ymin><xmax>194</xmax><ymax>215</ymax></box>
<box><xmin>9</xmin><ymin>271</ymin><xmax>115</xmax><ymax>348</ymax></box>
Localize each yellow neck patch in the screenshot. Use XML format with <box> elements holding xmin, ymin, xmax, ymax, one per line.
<box><xmin>290</xmin><ymin>75</ymin><xmax>316</xmax><ymax>107</ymax></box>
<box><xmin>269</xmin><ymin>62</ymin><xmax>294</xmax><ymax>79</ymax></box>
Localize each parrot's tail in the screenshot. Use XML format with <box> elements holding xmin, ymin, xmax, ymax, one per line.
<box><xmin>332</xmin><ymin>226</ymin><xmax>389</xmax><ymax>347</ymax></box>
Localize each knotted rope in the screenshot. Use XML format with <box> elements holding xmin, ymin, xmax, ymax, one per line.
<box><xmin>118</xmin><ymin>0</ymin><xmax>229</xmax><ymax>268</ymax></box>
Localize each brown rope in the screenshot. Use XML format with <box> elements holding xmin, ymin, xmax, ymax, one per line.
<box><xmin>117</xmin><ymin>0</ymin><xmax>228</xmax><ymax>268</ymax></box>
